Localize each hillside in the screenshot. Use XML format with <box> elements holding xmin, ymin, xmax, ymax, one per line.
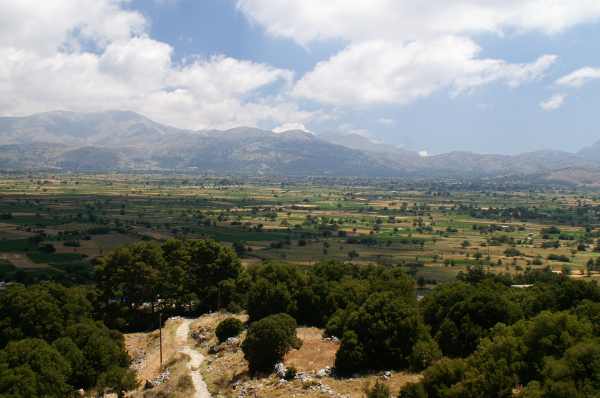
<box><xmin>0</xmin><ymin>110</ymin><xmax>599</xmax><ymax>177</ymax></box>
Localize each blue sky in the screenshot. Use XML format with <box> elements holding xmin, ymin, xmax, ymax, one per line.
<box><xmin>2</xmin><ymin>1</ymin><xmax>600</xmax><ymax>154</ymax></box>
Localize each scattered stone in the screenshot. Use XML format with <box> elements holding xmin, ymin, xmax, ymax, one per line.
<box><xmin>149</xmin><ymin>369</ymin><xmax>170</xmax><ymax>387</ymax></box>
<box><xmin>316</xmin><ymin>366</ymin><xmax>332</xmax><ymax>378</ymax></box>
<box><xmin>274</xmin><ymin>362</ymin><xmax>287</xmax><ymax>378</ymax></box>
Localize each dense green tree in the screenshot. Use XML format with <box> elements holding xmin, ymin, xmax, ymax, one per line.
<box><xmin>421</xmin><ymin>281</ymin><xmax>521</xmax><ymax>357</ymax></box>
<box><xmin>0</xmin><ymin>283</ymin><xmax>134</xmax><ymax>395</ymax></box>
<box><xmin>0</xmin><ymin>339</ymin><xmax>71</xmax><ymax>397</ymax></box>
<box><xmin>215</xmin><ymin>317</ymin><xmax>244</xmax><ymax>342</ymax></box>
<box><xmin>0</xmin><ymin>283</ymin><xmax>92</xmax><ymax>348</ymax></box>
<box><xmin>334</xmin><ymin>330</ymin><xmax>366</xmax><ymax>375</ymax></box>
<box><xmin>242</xmin><ymin>313</ymin><xmax>298</xmax><ymax>373</ymax></box>
<box><xmin>334</xmin><ymin>292</ymin><xmax>437</xmax><ymax>374</ymax></box>
<box><xmin>186</xmin><ymin>239</ymin><xmax>241</xmax><ymax>310</ymax></box>
<box><xmin>400</xmin><ymin>311</ymin><xmax>599</xmax><ymax>397</ymax></box>
<box><xmin>247</xmin><ymin>279</ymin><xmax>297</xmax><ymax>322</ymax></box>
<box><xmin>96</xmin><ymin>239</ymin><xmax>243</xmax><ymax>317</ymax></box>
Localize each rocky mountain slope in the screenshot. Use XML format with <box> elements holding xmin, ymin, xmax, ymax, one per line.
<box><xmin>0</xmin><ymin>110</ymin><xmax>597</xmax><ymax>177</ymax></box>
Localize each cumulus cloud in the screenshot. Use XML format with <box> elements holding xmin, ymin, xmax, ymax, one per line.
<box><xmin>237</xmin><ymin>0</ymin><xmax>600</xmax><ymax>45</ymax></box>
<box><xmin>0</xmin><ymin>0</ymin><xmax>309</xmax><ymax>130</ymax></box>
<box><xmin>540</xmin><ymin>93</ymin><xmax>567</xmax><ymax>111</ymax></box>
<box><xmin>293</xmin><ymin>37</ymin><xmax>556</xmax><ymax>106</ymax></box>
<box><xmin>556</xmin><ymin>66</ymin><xmax>600</xmax><ymax>88</ymax></box>
<box><xmin>239</xmin><ymin>1</ymin><xmax>566</xmax><ymax>107</ymax></box>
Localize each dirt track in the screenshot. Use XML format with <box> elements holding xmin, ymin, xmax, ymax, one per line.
<box><xmin>176</xmin><ymin>319</ymin><xmax>211</xmax><ymax>398</ymax></box>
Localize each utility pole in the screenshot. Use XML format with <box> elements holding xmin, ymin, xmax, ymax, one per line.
<box><xmin>159</xmin><ymin>307</ymin><xmax>163</xmax><ymax>368</ymax></box>
<box><xmin>156</xmin><ymin>295</ymin><xmax>162</xmax><ymax>369</ymax></box>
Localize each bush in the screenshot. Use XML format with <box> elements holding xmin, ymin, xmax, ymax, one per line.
<box><xmin>408</xmin><ymin>338</ymin><xmax>442</xmax><ymax>371</ymax></box>
<box><xmin>398</xmin><ymin>383</ymin><xmax>427</xmax><ymax>398</ymax></box>
<box><xmin>364</xmin><ymin>380</ymin><xmax>390</xmax><ymax>398</ymax></box>
<box><xmin>96</xmin><ymin>366</ymin><xmax>138</xmax><ymax>396</ymax></box>
<box><xmin>215</xmin><ymin>318</ymin><xmax>244</xmax><ymax>343</ymax></box>
<box><xmin>504</xmin><ymin>247</ymin><xmax>521</xmax><ymax>257</ymax></box>
<box><xmin>284</xmin><ymin>366</ymin><xmax>297</xmax><ymax>380</ymax></box>
<box><xmin>241</xmin><ymin>313</ymin><xmax>298</xmax><ymax>373</ymax></box>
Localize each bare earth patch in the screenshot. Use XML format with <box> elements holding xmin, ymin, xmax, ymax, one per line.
<box><xmin>285</xmin><ymin>327</ymin><xmax>339</xmax><ymax>371</ymax></box>
<box><xmin>0</xmin><ymin>253</ymin><xmax>46</xmax><ymax>268</ymax></box>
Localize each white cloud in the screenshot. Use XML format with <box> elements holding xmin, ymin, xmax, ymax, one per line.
<box><xmin>556</xmin><ymin>66</ymin><xmax>600</xmax><ymax>88</ymax></box>
<box><xmin>0</xmin><ymin>0</ymin><xmax>309</xmax><ymax>130</ymax></box>
<box><xmin>293</xmin><ymin>37</ymin><xmax>555</xmax><ymax>106</ymax></box>
<box><xmin>237</xmin><ymin>0</ymin><xmax>600</xmax><ymax>45</ymax></box>
<box><xmin>272</xmin><ymin>122</ymin><xmax>311</xmax><ymax>133</ymax></box>
<box><xmin>419</xmin><ymin>150</ymin><xmax>429</xmax><ymax>157</ymax></box>
<box><xmin>540</xmin><ymin>93</ymin><xmax>567</xmax><ymax>111</ymax></box>
<box><xmin>239</xmin><ymin>1</ymin><xmax>600</xmax><ymax>109</ymax></box>
<box><xmin>0</xmin><ymin>0</ymin><xmax>146</xmax><ymax>55</ymax></box>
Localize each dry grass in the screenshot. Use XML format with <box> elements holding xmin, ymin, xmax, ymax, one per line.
<box><xmin>194</xmin><ymin>317</ymin><xmax>421</xmax><ymax>398</ymax></box>
<box><xmin>284</xmin><ymin>327</ymin><xmax>339</xmax><ymax>371</ymax></box>
<box><xmin>125</xmin><ymin>317</ymin><xmax>183</xmax><ymax>384</ymax></box>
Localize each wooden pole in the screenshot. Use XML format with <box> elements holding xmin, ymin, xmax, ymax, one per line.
<box><xmin>159</xmin><ymin>311</ymin><xmax>163</xmax><ymax>368</ymax></box>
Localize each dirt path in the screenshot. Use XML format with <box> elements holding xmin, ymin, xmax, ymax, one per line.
<box><xmin>175</xmin><ymin>319</ymin><xmax>211</xmax><ymax>398</ymax></box>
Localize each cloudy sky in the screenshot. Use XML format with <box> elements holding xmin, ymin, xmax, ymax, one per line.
<box><xmin>1</xmin><ymin>0</ymin><xmax>600</xmax><ymax>154</ymax></box>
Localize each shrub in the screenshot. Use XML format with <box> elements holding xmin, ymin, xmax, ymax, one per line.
<box><xmin>409</xmin><ymin>338</ymin><xmax>442</xmax><ymax>371</ymax></box>
<box><xmin>215</xmin><ymin>318</ymin><xmax>244</xmax><ymax>343</ymax></box>
<box><xmin>241</xmin><ymin>313</ymin><xmax>298</xmax><ymax>373</ymax></box>
<box><xmin>364</xmin><ymin>380</ymin><xmax>390</xmax><ymax>398</ymax></box>
<box><xmin>284</xmin><ymin>366</ymin><xmax>297</xmax><ymax>380</ymax></box>
<box><xmin>504</xmin><ymin>247</ymin><xmax>521</xmax><ymax>257</ymax></box>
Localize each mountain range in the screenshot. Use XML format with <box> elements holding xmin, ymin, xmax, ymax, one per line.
<box><xmin>0</xmin><ymin>110</ymin><xmax>599</xmax><ymax>180</ymax></box>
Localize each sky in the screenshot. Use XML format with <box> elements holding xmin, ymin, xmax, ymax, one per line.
<box><xmin>1</xmin><ymin>1</ymin><xmax>600</xmax><ymax>155</ymax></box>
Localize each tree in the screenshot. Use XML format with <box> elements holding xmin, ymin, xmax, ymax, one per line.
<box><xmin>334</xmin><ymin>331</ymin><xmax>365</xmax><ymax>375</ymax></box>
<box><xmin>0</xmin><ymin>283</ymin><xmax>92</xmax><ymax>348</ymax></box>
<box><xmin>421</xmin><ymin>281</ymin><xmax>521</xmax><ymax>357</ymax></box>
<box><xmin>215</xmin><ymin>318</ymin><xmax>244</xmax><ymax>343</ymax></box>
<box><xmin>186</xmin><ymin>239</ymin><xmax>242</xmax><ymax>310</ymax></box>
<box><xmin>0</xmin><ymin>339</ymin><xmax>71</xmax><ymax>397</ymax></box>
<box><xmin>232</xmin><ymin>241</ymin><xmax>247</xmax><ymax>257</ymax></box>
<box><xmin>247</xmin><ymin>279</ymin><xmax>296</xmax><ymax>322</ymax></box>
<box><xmin>242</xmin><ymin>313</ymin><xmax>298</xmax><ymax>373</ymax></box>
<box><xmin>334</xmin><ymin>292</ymin><xmax>436</xmax><ymax>374</ymax></box>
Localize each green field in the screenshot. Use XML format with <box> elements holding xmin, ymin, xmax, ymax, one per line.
<box><xmin>1</xmin><ymin>173</ymin><xmax>600</xmax><ymax>285</ymax></box>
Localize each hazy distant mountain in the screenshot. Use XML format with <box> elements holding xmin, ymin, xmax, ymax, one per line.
<box><xmin>419</xmin><ymin>150</ymin><xmax>594</xmax><ymax>176</ymax></box>
<box><xmin>578</xmin><ymin>140</ymin><xmax>600</xmax><ymax>162</ymax></box>
<box><xmin>0</xmin><ymin>111</ymin><xmax>393</xmax><ymax>176</ymax></box>
<box><xmin>0</xmin><ymin>110</ymin><xmax>599</xmax><ymax>177</ymax></box>
<box><xmin>0</xmin><ymin>110</ymin><xmax>186</xmax><ymax>148</ymax></box>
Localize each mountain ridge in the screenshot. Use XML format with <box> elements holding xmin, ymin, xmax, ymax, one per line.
<box><xmin>0</xmin><ymin>110</ymin><xmax>598</xmax><ymax>178</ymax></box>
